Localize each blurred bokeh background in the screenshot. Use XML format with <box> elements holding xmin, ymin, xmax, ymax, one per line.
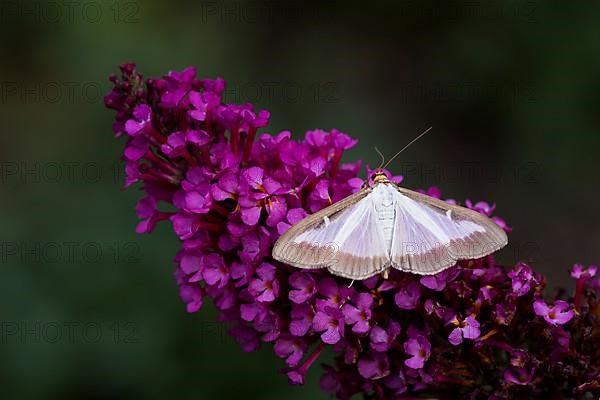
<box><xmin>1</xmin><ymin>0</ymin><xmax>599</xmax><ymax>398</ymax></box>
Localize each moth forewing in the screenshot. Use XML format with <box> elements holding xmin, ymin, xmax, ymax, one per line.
<box><xmin>272</xmin><ymin>187</ymin><xmax>372</xmax><ymax>269</ymax></box>
<box><xmin>390</xmin><ymin>185</ymin><xmax>508</xmax><ymax>275</ymax></box>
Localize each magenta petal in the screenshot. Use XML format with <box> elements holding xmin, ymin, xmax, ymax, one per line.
<box><xmin>395</xmin><ymin>282</ymin><xmax>421</xmax><ymax>310</ymax></box>
<box><xmin>358</xmin><ymin>352</ymin><xmax>389</xmax><ymax>379</ymax></box>
<box><xmin>533</xmin><ymin>300</ymin><xmax>550</xmax><ymax>317</ymax></box>
<box><xmin>318</xmin><ymin>278</ymin><xmax>338</xmax><ymax>298</ymax></box>
<box><xmin>285</xmin><ymin>348</ymin><xmax>303</xmax><ymax>367</ymax></box>
<box><xmin>370</xmin><ymin>327</ymin><xmax>390</xmax><ymax>351</ymax></box>
<box><xmin>287</xmin><ymin>208</ymin><xmax>308</xmax><ymax>224</ymax></box>
<box><xmin>570</xmin><ymin>264</ymin><xmax>584</xmax><ymax>278</ymax></box>
<box><xmin>185</xmin><ymin>191</ymin><xmax>210</xmax><ymax>213</ymax></box>
<box><xmin>357</xmin><ymin>358</ymin><xmax>378</xmax><ymax>379</ymax></box>
<box><xmin>135</xmin><ymin>219</ymin><xmax>152</xmax><ymax>234</ymax></box>
<box><xmin>352</xmin><ymin>320</ymin><xmax>370</xmax><ymax>334</ymax></box>
<box><xmin>188</xmin><ymin>109</ymin><xmax>206</xmax><ymax>122</ymax></box>
<box><xmin>286</xmin><ymin>370</ymin><xmax>305</xmax><ymax>385</ymax></box>
<box><xmin>448</xmin><ymin>328</ymin><xmax>463</xmax><ymax>345</ymax></box>
<box><xmin>552</xmin><ymin>300</ymin><xmax>570</xmax><ymax>312</ymax></box>
<box><xmin>552</xmin><ymin>309</ymin><xmax>575</xmax><ymax>325</ymax></box>
<box><xmin>276</xmin><ymin>222</ymin><xmax>291</xmax><ymax>235</ymax></box>
<box><xmin>188</xmin><ymin>90</ymin><xmax>203</xmax><ymax>107</ymax></box>
<box><xmin>274</xmin><ymin>337</ymin><xmax>294</xmax><ymax>362</ymax></box>
<box><xmin>187</xmin><ymin>129</ymin><xmax>210</xmax><ymax>146</ymax></box>
<box><xmin>419</xmin><ymin>275</ymin><xmax>439</xmax><ymax>290</ymax></box>
<box><xmin>211</xmin><ymin>184</ymin><xmax>231</xmax><ymax>201</ymax></box>
<box><xmin>312</xmin><ymin>312</ymin><xmax>330</xmax><ymax>331</ymax></box>
<box><xmin>218</xmin><ymin>173</ymin><xmax>239</xmax><ymax>193</ymax></box>
<box><xmin>266</xmin><ymin>200</ymin><xmax>287</xmax><ymax>226</ymax></box>
<box><xmin>289</xmin><ymin>272</ymin><xmax>315</xmax><ymax>304</ymax></box>
<box><xmin>170</xmin><ymin>213</ymin><xmax>196</xmax><ymax>240</ymax></box>
<box><xmin>290</xmin><ymin>315</ymin><xmax>311</xmax><ymax>336</ymax></box>
<box><xmin>405</xmin><ymin>354</ymin><xmax>424</xmax><ymax>369</ymax></box>
<box><xmin>290</xmin><ymin>319</ymin><xmax>310</xmax><ymax>336</ymax></box>
<box><xmin>179</xmin><ymin>284</ymin><xmax>203</xmax><ymax>313</ymax></box>
<box><xmin>263</xmin><ymin>177</ymin><xmax>283</xmax><ymax>194</ymax></box>
<box><xmin>241</xmin><ymin>206</ymin><xmax>262</xmax><ymax>226</ymax></box>
<box><xmin>462</xmin><ymin>324</ymin><xmax>480</xmax><ymax>340</ymax></box>
<box><xmin>203</xmin><ymin>269</ymin><xmax>221</xmax><ymax>286</ymax></box>
<box><xmin>342</xmin><ymin>304</ymin><xmax>361</xmax><ymax>324</ymax></box>
<box><xmin>403</xmin><ymin>338</ymin><xmax>421</xmax><ymax>356</ymax></box>
<box><xmin>321</xmin><ymin>327</ymin><xmax>341</xmax><ymax>345</ymax></box>
<box><xmin>243</xmin><ymin>166</ymin><xmax>264</xmax><ymax>188</ymax></box>
<box><xmin>180</xmin><ymin>254</ymin><xmax>201</xmax><ymax>274</ymax></box>
<box><xmin>256</xmin><ymin>287</ymin><xmax>275</xmax><ymax>303</ymax></box>
<box><xmin>133</xmin><ymin>103</ymin><xmax>151</xmax><ymax>120</ymax></box>
<box><xmin>125</xmin><ymin>119</ymin><xmax>145</xmax><ymax>136</ymax></box>
<box><xmin>124</xmin><ymin>136</ymin><xmax>148</xmax><ymax>161</ymax></box>
<box><xmin>240</xmin><ymin>303</ymin><xmax>259</xmax><ymax>322</ymax></box>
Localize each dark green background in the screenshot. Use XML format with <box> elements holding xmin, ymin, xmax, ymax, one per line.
<box><xmin>1</xmin><ymin>0</ymin><xmax>599</xmax><ymax>398</ymax></box>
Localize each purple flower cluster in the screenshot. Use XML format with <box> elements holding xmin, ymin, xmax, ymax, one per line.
<box><xmin>105</xmin><ymin>63</ymin><xmax>600</xmax><ymax>399</ymax></box>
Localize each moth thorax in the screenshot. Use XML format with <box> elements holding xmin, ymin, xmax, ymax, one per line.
<box><xmin>372</xmin><ymin>172</ymin><xmax>389</xmax><ymax>184</ymax></box>
<box><xmin>374</xmin><ymin>184</ymin><xmax>397</xmax><ymax>254</ymax></box>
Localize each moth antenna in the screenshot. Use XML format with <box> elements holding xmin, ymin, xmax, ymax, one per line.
<box><xmin>381</xmin><ymin>126</ymin><xmax>433</xmax><ymax>170</ymax></box>
<box><xmin>374</xmin><ymin>147</ymin><xmax>386</xmax><ymax>169</ymax></box>
<box><xmin>348</xmin><ymin>280</ymin><xmax>355</xmax><ymax>288</ymax></box>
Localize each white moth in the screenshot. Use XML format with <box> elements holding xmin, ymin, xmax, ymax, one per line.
<box><xmin>272</xmin><ymin>128</ymin><xmax>508</xmax><ymax>280</ymax></box>
<box><xmin>272</xmin><ymin>172</ymin><xmax>507</xmax><ymax>279</ymax></box>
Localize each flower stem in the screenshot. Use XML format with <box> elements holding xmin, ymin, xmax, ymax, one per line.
<box><xmin>574</xmin><ymin>278</ymin><xmax>586</xmax><ymax>309</ymax></box>
<box><xmin>330</xmin><ymin>150</ymin><xmax>342</xmax><ymax>179</ymax></box>
<box><xmin>145</xmin><ymin>150</ymin><xmax>179</xmax><ymax>174</ymax></box>
<box><xmin>283</xmin><ymin>342</ymin><xmax>325</xmax><ymax>377</ymax></box>
<box><xmin>148</xmin><ymin>127</ymin><xmax>167</xmax><ymax>144</ymax></box>
<box><xmin>243</xmin><ymin>127</ymin><xmax>257</xmax><ymax>163</ymax></box>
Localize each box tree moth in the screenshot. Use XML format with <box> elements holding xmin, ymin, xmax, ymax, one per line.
<box><xmin>272</xmin><ymin>128</ymin><xmax>508</xmax><ymax>280</ymax></box>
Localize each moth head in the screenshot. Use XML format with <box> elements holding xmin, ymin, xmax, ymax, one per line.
<box><xmin>371</xmin><ymin>170</ymin><xmax>390</xmax><ymax>185</ymax></box>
